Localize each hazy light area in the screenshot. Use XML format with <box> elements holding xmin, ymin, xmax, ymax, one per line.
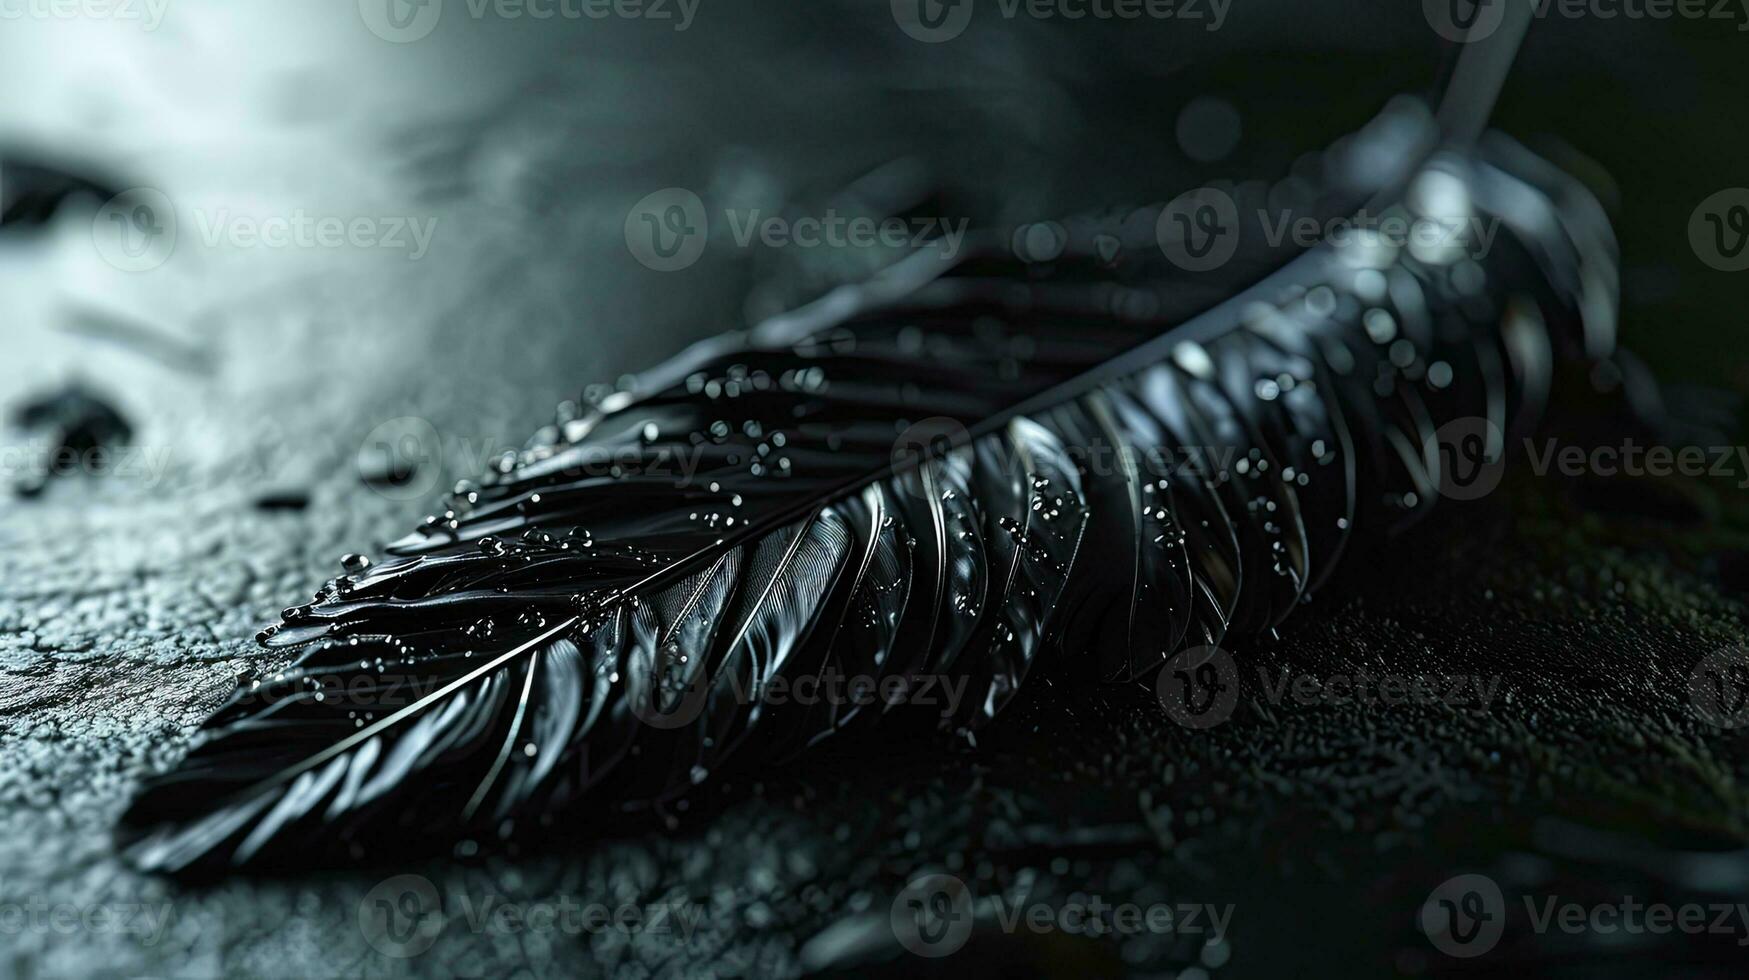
<box><xmin>2</xmin><ymin>6</ymin><xmax>1747</xmax><ymax>979</ymax></box>
<box><xmin>1</xmin><ymin>2</ymin><xmax>1416</xmax><ymax>485</ymax></box>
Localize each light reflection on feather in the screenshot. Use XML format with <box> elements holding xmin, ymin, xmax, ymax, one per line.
<box><xmin>120</xmin><ymin>98</ymin><xmax>1620</xmax><ymax>872</ymax></box>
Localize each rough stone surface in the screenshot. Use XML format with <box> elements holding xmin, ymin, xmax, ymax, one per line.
<box><xmin>6</xmin><ymin>251</ymin><xmax>1749</xmax><ymax>977</ymax></box>
<box><xmin>2</xmin><ymin>12</ymin><xmax>1746</xmax><ymax>976</ymax></box>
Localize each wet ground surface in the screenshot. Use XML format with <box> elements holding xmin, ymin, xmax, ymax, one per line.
<box><xmin>4</xmin><ymin>5</ymin><xmax>1749</xmax><ymax>978</ymax></box>
<box><xmin>6</xmin><ymin>192</ymin><xmax>1749</xmax><ymax>976</ymax></box>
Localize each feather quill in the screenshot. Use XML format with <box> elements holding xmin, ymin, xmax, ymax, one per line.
<box><xmin>119</xmin><ymin>96</ymin><xmax>1618</xmax><ymax>871</ymax></box>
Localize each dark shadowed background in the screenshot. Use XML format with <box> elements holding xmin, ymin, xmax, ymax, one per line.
<box><xmin>2</xmin><ymin>2</ymin><xmax>1748</xmax><ymax>977</ymax></box>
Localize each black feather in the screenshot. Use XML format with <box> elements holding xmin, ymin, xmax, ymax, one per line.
<box><xmin>119</xmin><ymin>99</ymin><xmax>1618</xmax><ymax>872</ymax></box>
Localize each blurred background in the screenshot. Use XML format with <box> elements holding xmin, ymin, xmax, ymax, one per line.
<box><xmin>2</xmin><ymin>3</ymin><xmax>1743</xmax><ymax>502</ymax></box>
<box><xmin>2</xmin><ymin>2</ymin><xmax>1747</xmax><ymax>977</ymax></box>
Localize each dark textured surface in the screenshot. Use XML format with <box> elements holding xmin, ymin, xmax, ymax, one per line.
<box><xmin>6</xmin><ymin>258</ymin><xmax>1749</xmax><ymax>976</ymax></box>
<box><xmin>4</xmin><ymin>7</ymin><xmax>1749</xmax><ymax>977</ymax></box>
<box><xmin>120</xmin><ymin>94</ymin><xmax>1609</xmax><ymax>877</ymax></box>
